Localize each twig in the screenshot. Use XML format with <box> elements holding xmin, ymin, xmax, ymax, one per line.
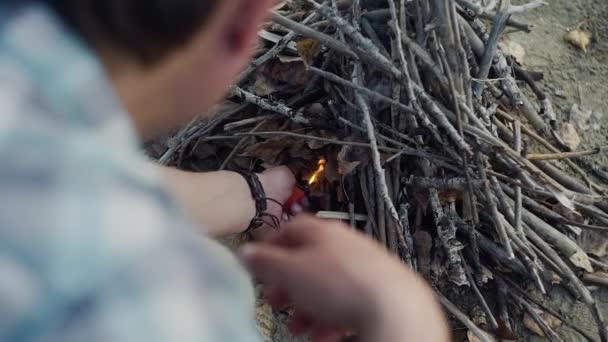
<box><xmin>437</xmin><ymin>293</ymin><xmax>495</xmax><ymax>342</ymax></box>
<box><xmin>353</xmin><ymin>63</ymin><xmax>407</xmax><ymax>250</ymax></box>
<box><xmin>271</xmin><ymin>12</ymin><xmax>359</xmax><ymax>59</ymax></box>
<box><xmin>234</xmin><ymin>131</ymin><xmax>400</xmax><ymax>153</ymax></box>
<box><xmin>454</xmin><ymin>0</ymin><xmax>535</xmax><ymax>32</ymax></box>
<box><xmin>527</xmin><ymin>147</ymin><xmax>608</xmax><ymax>161</ymax></box>
<box><xmin>309</xmin><ymin>67</ymin><xmax>415</xmax><ymax>114</ymax></box>
<box><xmin>230</xmin><ymin>86</ymin><xmax>310</xmax><ymax>124</ymax></box>
<box><xmin>509</xmin><ymin>290</ymin><xmax>561</xmax><ymax>342</ymax></box>
<box><xmin>476</xmin><ymin>153</ymin><xmax>515</xmax><ymax>259</ymax></box>
<box><xmin>462</xmin><ymin>254</ymin><xmax>499</xmax><ymax>330</ymax></box>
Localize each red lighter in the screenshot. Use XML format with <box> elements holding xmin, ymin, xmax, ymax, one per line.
<box><xmin>285</xmin><ymin>186</ymin><xmax>306</xmax><ymax>212</ymax></box>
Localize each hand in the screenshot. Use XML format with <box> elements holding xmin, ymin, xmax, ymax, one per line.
<box><xmin>239</xmin><ymin>215</ymin><xmax>449</xmax><ymax>342</ymax></box>
<box><xmin>252</xmin><ymin>166</ymin><xmax>303</xmax><ymax>239</ymax></box>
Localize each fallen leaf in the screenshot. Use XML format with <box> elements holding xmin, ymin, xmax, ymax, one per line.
<box><xmin>306</xmin><ymin>138</ymin><xmax>332</xmax><ymax>150</ymax></box>
<box><xmin>558</xmin><ymin>122</ymin><xmax>581</xmax><ymax>150</ymax></box>
<box><xmin>297</xmin><ymin>38</ymin><xmax>322</xmax><ymax>66</ymax></box>
<box><xmin>261</xmin><ymin>60</ymin><xmax>310</xmax><ymax>88</ymax></box>
<box><xmin>242</xmin><ymin>136</ymin><xmax>292</xmax><ymax>164</ymax></box>
<box><xmin>569</xmin><ymin>250</ymin><xmax>594</xmax><ymax>273</ymax></box>
<box><xmin>471</xmin><ymin>306</ymin><xmax>488</xmax><ymax>327</ymax></box>
<box><xmin>323</xmin><ymin>153</ymin><xmax>341</xmax><ymax>183</ymax></box>
<box><xmin>552</xmin><ymin>202</ymin><xmax>584</xmax><ymax>223</ymax></box>
<box><xmin>251</xmin><ymin>75</ymin><xmax>279</xmax><ymax>96</ymax></box>
<box><xmin>551</xmin><ymin>272</ymin><xmax>562</xmax><ymax>285</ymax></box>
<box><xmin>480</xmin><ymin>266</ymin><xmax>494</xmax><ymax>284</ymax></box>
<box><xmin>523</xmin><ymin>309</ymin><xmax>562</xmax><ymax>337</ymax></box>
<box><xmin>570</xmin><ymin>104</ymin><xmax>594</xmax><ymax>131</ymax></box>
<box><xmin>499</xmin><ymin>39</ymin><xmax>526</xmax><ymax>64</ymax></box>
<box><xmin>577</xmin><ymin>230</ymin><xmax>608</xmax><ymax>257</ymax></box>
<box><xmin>337</xmin><ymin>146</ymin><xmax>361</xmax><ymax>177</ymax></box>
<box><xmin>590</xmin><ymin>111</ymin><xmax>603</xmax><ymax>131</ymax></box>
<box><xmin>564</xmin><ymin>29</ymin><xmax>592</xmax><ymax>53</ymax></box>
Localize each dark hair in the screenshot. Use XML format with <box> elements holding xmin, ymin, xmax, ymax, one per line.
<box><xmin>45</xmin><ymin>1</ymin><xmax>218</xmax><ymax>63</ymax></box>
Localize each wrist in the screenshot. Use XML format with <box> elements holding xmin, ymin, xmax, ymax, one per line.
<box><xmin>231</xmin><ymin>171</ymin><xmax>259</xmax><ymax>233</ymax></box>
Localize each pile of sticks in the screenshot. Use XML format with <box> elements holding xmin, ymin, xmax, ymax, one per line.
<box><xmin>157</xmin><ymin>0</ymin><xmax>608</xmax><ymax>340</ymax></box>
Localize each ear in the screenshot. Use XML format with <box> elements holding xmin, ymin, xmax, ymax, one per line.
<box><xmin>221</xmin><ymin>0</ymin><xmax>274</xmax><ymax>56</ymax></box>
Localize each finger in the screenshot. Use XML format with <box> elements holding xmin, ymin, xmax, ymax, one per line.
<box><xmin>288</xmin><ymin>311</ymin><xmax>314</xmax><ymax>336</ymax></box>
<box><xmin>264</xmin><ymin>287</ymin><xmax>290</xmax><ymax>310</ymax></box>
<box><xmin>269</xmin><ymin>214</ymin><xmax>325</xmax><ymax>247</ymax></box>
<box><xmin>239</xmin><ymin>243</ymin><xmax>293</xmax><ymax>286</ymax></box>
<box><xmin>261</xmin><ymin>166</ymin><xmax>296</xmax><ymax>201</ymax></box>
<box><xmin>290</xmin><ymin>202</ymin><xmax>304</xmax><ymax>215</ymax></box>
<box><xmin>311</xmin><ymin>326</ymin><xmax>344</xmax><ymax>342</ymax></box>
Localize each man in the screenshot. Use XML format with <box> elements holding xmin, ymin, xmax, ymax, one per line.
<box><xmin>0</xmin><ymin>1</ymin><xmax>449</xmax><ymax>341</ymax></box>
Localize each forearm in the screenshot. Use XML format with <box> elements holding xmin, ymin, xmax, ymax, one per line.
<box><xmin>159</xmin><ymin>166</ymin><xmax>255</xmax><ymax>237</ymax></box>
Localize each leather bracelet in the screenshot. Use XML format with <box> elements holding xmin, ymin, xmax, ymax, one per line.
<box><xmin>234</xmin><ymin>170</ymin><xmax>281</xmax><ymax>234</ymax></box>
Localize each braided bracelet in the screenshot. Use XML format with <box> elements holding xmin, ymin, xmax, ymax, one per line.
<box><xmin>234</xmin><ymin>170</ymin><xmax>282</xmax><ymax>235</ymax></box>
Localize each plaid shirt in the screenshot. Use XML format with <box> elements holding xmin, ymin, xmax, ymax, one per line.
<box><xmin>0</xmin><ymin>3</ymin><xmax>259</xmax><ymax>342</ymax></box>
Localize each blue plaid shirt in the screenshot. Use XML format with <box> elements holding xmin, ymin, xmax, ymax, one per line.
<box><xmin>0</xmin><ymin>4</ymin><xmax>259</xmax><ymax>342</ymax></box>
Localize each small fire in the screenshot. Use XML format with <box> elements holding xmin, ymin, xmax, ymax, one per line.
<box><xmin>307</xmin><ymin>158</ymin><xmax>327</xmax><ymax>185</ymax></box>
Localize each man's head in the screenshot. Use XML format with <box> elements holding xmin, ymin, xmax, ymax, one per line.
<box><xmin>44</xmin><ymin>0</ymin><xmax>273</xmax><ymax>137</ymax></box>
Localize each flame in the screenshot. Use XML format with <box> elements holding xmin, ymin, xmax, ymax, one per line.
<box><xmin>307</xmin><ymin>158</ymin><xmax>327</xmax><ymax>185</ymax></box>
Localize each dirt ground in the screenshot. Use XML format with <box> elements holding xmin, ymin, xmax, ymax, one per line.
<box><xmin>511</xmin><ymin>0</ymin><xmax>608</xmax><ymax>341</ymax></box>
<box><xmin>262</xmin><ymin>1</ymin><xmax>608</xmax><ymax>341</ymax></box>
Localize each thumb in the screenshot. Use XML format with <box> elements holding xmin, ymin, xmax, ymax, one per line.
<box><xmin>259</xmin><ymin>166</ymin><xmax>296</xmax><ymax>202</ymax></box>
<box><xmin>239</xmin><ymin>243</ymin><xmax>294</xmax><ymax>286</ymax></box>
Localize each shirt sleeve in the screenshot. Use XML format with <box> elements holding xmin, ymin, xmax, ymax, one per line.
<box><xmin>0</xmin><ymin>128</ymin><xmax>261</xmax><ymax>342</ymax></box>
<box><xmin>30</xmin><ymin>234</ymin><xmax>262</xmax><ymax>342</ymax></box>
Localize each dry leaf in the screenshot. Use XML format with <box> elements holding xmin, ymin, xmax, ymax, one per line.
<box><xmin>337</xmin><ymin>146</ymin><xmax>361</xmax><ymax>176</ymax></box>
<box><xmin>499</xmin><ymin>39</ymin><xmax>526</xmax><ymax>64</ymax></box>
<box><xmin>564</xmin><ymin>29</ymin><xmax>592</xmax><ymax>53</ymax></box>
<box><xmin>590</xmin><ymin>111</ymin><xmax>603</xmax><ymax>131</ymax></box>
<box><xmin>569</xmin><ymin>250</ymin><xmax>594</xmax><ymax>273</ymax></box>
<box><xmin>260</xmin><ymin>60</ymin><xmax>310</xmax><ymax>88</ymax></box>
<box><xmin>552</xmin><ymin>202</ymin><xmax>584</xmax><ymax>223</ymax></box>
<box><xmin>323</xmin><ymin>154</ymin><xmax>341</xmax><ymax>184</ymax></box>
<box><xmin>297</xmin><ymin>38</ymin><xmax>322</xmax><ymax>66</ymax></box>
<box><xmin>480</xmin><ymin>266</ymin><xmax>494</xmax><ymax>284</ymax></box>
<box><xmin>558</xmin><ymin>122</ymin><xmax>581</xmax><ymax>150</ymax></box>
<box><xmin>306</xmin><ymin>137</ymin><xmax>332</xmax><ymax>150</ymax></box>
<box><xmin>577</xmin><ymin>230</ymin><xmax>608</xmax><ymax>257</ymax></box>
<box><xmin>252</xmin><ymin>75</ymin><xmax>279</xmax><ymax>96</ymax></box>
<box><xmin>570</xmin><ymin>104</ymin><xmax>595</xmax><ymax>131</ymax></box>
<box><xmin>242</xmin><ymin>136</ymin><xmax>292</xmax><ymax>164</ymax></box>
<box><xmin>523</xmin><ymin>309</ymin><xmax>562</xmax><ymax>337</ymax></box>
<box><xmin>471</xmin><ymin>306</ymin><xmax>488</xmax><ymax>327</ymax></box>
<box><xmin>551</xmin><ymin>272</ymin><xmax>562</xmax><ymax>285</ymax></box>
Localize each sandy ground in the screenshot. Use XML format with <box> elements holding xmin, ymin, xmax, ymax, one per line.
<box><xmin>261</xmin><ymin>1</ymin><xmax>608</xmax><ymax>340</ymax></box>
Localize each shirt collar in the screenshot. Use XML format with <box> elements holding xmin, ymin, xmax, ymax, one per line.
<box><xmin>0</xmin><ymin>3</ymin><xmax>139</xmax><ymax>148</ymax></box>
